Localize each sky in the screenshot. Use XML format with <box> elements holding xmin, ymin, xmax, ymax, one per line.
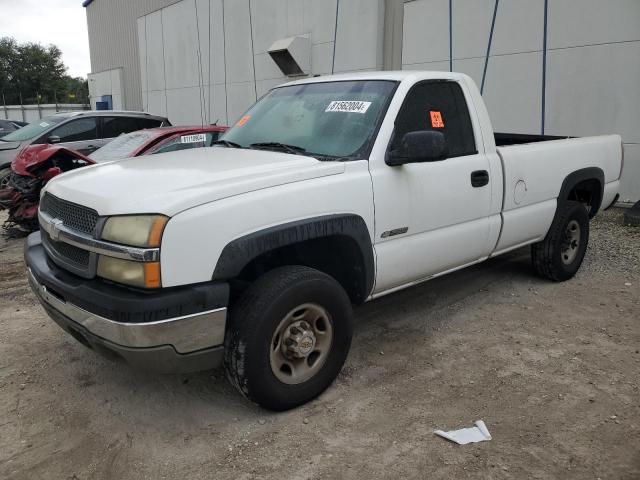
<box><xmin>0</xmin><ymin>0</ymin><xmax>91</xmax><ymax>78</ymax></box>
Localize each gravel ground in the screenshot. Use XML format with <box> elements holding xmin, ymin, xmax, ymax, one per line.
<box><xmin>0</xmin><ymin>208</ymin><xmax>639</xmax><ymax>479</ymax></box>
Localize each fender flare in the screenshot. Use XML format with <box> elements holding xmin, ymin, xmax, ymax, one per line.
<box><xmin>212</xmin><ymin>214</ymin><xmax>375</xmax><ymax>300</ymax></box>
<box><xmin>557</xmin><ymin>167</ymin><xmax>604</xmax><ymax>219</ymax></box>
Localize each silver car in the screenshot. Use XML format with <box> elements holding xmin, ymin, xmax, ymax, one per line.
<box><xmin>0</xmin><ymin>111</ymin><xmax>170</xmax><ymax>188</ymax></box>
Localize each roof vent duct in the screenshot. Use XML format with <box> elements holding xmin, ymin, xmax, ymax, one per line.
<box><xmin>268</xmin><ymin>36</ymin><xmax>310</xmax><ymax>77</ymax></box>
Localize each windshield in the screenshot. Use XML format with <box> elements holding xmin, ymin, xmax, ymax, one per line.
<box><xmin>89</xmin><ymin>130</ymin><xmax>158</xmax><ymax>162</ymax></box>
<box><xmin>0</xmin><ymin>115</ymin><xmax>67</xmax><ymax>142</ymax></box>
<box><xmin>147</xmin><ymin>131</ymin><xmax>221</xmax><ymax>155</ymax></box>
<box><xmin>221</xmin><ymin>80</ymin><xmax>397</xmax><ymax>159</ymax></box>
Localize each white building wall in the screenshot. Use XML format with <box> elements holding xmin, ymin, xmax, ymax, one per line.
<box><xmin>88</xmin><ymin>0</ymin><xmax>639</xmax><ymax>202</ymax></box>
<box><xmin>87</xmin><ymin>68</ymin><xmax>124</xmax><ymax>110</ymax></box>
<box><xmin>136</xmin><ymin>0</ymin><xmax>384</xmax><ymax>126</ymax></box>
<box><xmin>399</xmin><ymin>0</ymin><xmax>640</xmax><ymax>204</ymax></box>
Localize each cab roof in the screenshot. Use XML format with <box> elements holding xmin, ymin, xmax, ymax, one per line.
<box><xmin>280</xmin><ymin>70</ymin><xmax>467</xmax><ymax>87</ymax></box>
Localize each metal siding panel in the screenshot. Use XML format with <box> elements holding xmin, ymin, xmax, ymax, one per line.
<box><xmin>545</xmin><ymin>41</ymin><xmax>640</xmax><ymax>144</ymax></box>
<box><xmin>482</xmin><ymin>51</ymin><xmax>543</xmax><ymax>134</ymax></box>
<box><xmin>85</xmin><ymin>0</ymin><xmax>181</xmax><ymax>111</ymax></box>
<box><xmin>401</xmin><ymin>0</ymin><xmax>449</xmax><ymax>66</ymax></box>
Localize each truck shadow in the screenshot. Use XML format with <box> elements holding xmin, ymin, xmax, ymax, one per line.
<box><xmin>60</xmin><ymin>246</ymin><xmax>541</xmax><ymax>424</ymax></box>
<box><xmin>355</xmin><ymin>246</ymin><xmax>536</xmax><ymax>332</ymax></box>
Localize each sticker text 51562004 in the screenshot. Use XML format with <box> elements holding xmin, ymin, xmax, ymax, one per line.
<box><xmin>325</xmin><ymin>101</ymin><xmax>372</xmax><ymax>114</ymax></box>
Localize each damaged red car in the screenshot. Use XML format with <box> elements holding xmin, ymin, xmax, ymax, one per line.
<box><xmin>0</xmin><ymin>125</ymin><xmax>227</xmax><ymax>232</ymax></box>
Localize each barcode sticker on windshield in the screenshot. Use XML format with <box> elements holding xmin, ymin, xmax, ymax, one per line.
<box><xmin>39</xmin><ymin>122</ymin><xmax>49</xmax><ymax>127</ymax></box>
<box><xmin>181</xmin><ymin>133</ymin><xmax>207</xmax><ymax>144</ymax></box>
<box><xmin>325</xmin><ymin>101</ymin><xmax>372</xmax><ymax>114</ymax></box>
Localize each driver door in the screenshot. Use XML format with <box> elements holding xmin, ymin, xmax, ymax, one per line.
<box><xmin>371</xmin><ymin>80</ymin><xmax>494</xmax><ymax>294</ymax></box>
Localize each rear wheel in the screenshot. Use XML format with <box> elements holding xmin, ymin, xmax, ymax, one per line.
<box><xmin>224</xmin><ymin>265</ymin><xmax>353</xmax><ymax>411</ymax></box>
<box><xmin>531</xmin><ymin>200</ymin><xmax>589</xmax><ymax>281</ymax></box>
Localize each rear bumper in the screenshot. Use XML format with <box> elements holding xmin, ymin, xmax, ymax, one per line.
<box><xmin>25</xmin><ymin>232</ymin><xmax>229</xmax><ymax>373</ymax></box>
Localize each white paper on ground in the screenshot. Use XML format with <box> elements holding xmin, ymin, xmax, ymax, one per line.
<box><xmin>434</xmin><ymin>420</ymin><xmax>492</xmax><ymax>445</ymax></box>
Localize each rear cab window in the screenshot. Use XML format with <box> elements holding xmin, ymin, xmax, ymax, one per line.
<box><xmin>389</xmin><ymin>81</ymin><xmax>477</xmax><ymax>158</ymax></box>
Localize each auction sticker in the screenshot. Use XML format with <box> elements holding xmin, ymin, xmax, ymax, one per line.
<box><xmin>430</xmin><ymin>111</ymin><xmax>444</xmax><ymax>128</ymax></box>
<box><xmin>236</xmin><ymin>115</ymin><xmax>251</xmax><ymax>127</ymax></box>
<box><xmin>325</xmin><ymin>100</ymin><xmax>371</xmax><ymax>114</ymax></box>
<box><xmin>181</xmin><ymin>133</ymin><xmax>207</xmax><ymax>144</ymax></box>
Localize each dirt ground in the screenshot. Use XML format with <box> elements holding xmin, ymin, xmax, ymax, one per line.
<box><xmin>0</xmin><ymin>208</ymin><xmax>638</xmax><ymax>480</ymax></box>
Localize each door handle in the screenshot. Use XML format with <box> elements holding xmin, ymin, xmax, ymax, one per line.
<box><xmin>471</xmin><ymin>170</ymin><xmax>489</xmax><ymax>187</ymax></box>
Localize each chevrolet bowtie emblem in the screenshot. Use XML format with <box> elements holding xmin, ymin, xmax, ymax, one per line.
<box><xmin>49</xmin><ymin>218</ymin><xmax>64</xmax><ymax>241</ymax></box>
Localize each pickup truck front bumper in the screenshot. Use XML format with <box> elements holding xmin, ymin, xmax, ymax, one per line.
<box><xmin>25</xmin><ymin>232</ymin><xmax>229</xmax><ymax>373</ymax></box>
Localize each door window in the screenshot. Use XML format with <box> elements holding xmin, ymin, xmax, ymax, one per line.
<box><xmin>50</xmin><ymin>118</ymin><xmax>98</xmax><ymax>143</ymax></box>
<box><xmin>101</xmin><ymin>116</ymin><xmax>151</xmax><ymax>138</ymax></box>
<box><xmin>390</xmin><ymin>81</ymin><xmax>476</xmax><ymax>158</ymax></box>
<box><xmin>137</xmin><ymin>118</ymin><xmax>164</xmax><ymax>129</ymax></box>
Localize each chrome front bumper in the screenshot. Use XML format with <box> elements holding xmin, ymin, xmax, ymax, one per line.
<box><xmin>27</xmin><ymin>267</ymin><xmax>227</xmax><ymax>372</ymax></box>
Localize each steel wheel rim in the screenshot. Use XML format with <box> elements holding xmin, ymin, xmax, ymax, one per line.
<box><xmin>269</xmin><ymin>303</ymin><xmax>333</xmax><ymax>385</ymax></box>
<box><xmin>561</xmin><ymin>220</ymin><xmax>581</xmax><ymax>265</ymax></box>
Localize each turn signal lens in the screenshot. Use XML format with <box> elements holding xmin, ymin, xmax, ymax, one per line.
<box><xmin>143</xmin><ymin>262</ymin><xmax>161</xmax><ymax>289</ymax></box>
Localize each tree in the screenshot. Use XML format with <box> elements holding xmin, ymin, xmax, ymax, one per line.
<box><xmin>0</xmin><ymin>38</ymin><xmax>18</xmax><ymax>101</ymax></box>
<box><xmin>61</xmin><ymin>75</ymin><xmax>89</xmax><ymax>104</ymax></box>
<box><xmin>0</xmin><ymin>36</ymin><xmax>86</xmax><ymax>105</ymax></box>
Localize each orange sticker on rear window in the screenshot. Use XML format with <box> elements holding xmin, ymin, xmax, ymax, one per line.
<box><xmin>430</xmin><ymin>111</ymin><xmax>444</xmax><ymax>128</ymax></box>
<box><xmin>235</xmin><ymin>115</ymin><xmax>251</xmax><ymax>127</ymax></box>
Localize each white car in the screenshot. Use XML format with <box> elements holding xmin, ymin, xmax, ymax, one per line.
<box><xmin>25</xmin><ymin>71</ymin><xmax>623</xmax><ymax>410</ymax></box>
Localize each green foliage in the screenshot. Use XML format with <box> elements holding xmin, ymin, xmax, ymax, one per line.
<box><xmin>0</xmin><ymin>36</ymin><xmax>88</xmax><ymax>105</ymax></box>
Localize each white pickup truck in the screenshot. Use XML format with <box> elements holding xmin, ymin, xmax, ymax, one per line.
<box><xmin>25</xmin><ymin>71</ymin><xmax>622</xmax><ymax>410</ymax></box>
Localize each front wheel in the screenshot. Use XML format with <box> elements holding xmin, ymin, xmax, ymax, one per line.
<box><xmin>224</xmin><ymin>266</ymin><xmax>353</xmax><ymax>411</ymax></box>
<box><xmin>0</xmin><ymin>167</ymin><xmax>11</xmax><ymax>191</ymax></box>
<box><xmin>531</xmin><ymin>200</ymin><xmax>589</xmax><ymax>281</ymax></box>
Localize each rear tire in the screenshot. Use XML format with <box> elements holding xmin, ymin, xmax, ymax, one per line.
<box><xmin>531</xmin><ymin>200</ymin><xmax>589</xmax><ymax>281</ymax></box>
<box><xmin>224</xmin><ymin>265</ymin><xmax>353</xmax><ymax>411</ymax></box>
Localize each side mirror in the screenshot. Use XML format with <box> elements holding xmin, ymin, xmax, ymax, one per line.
<box><xmin>48</xmin><ymin>135</ymin><xmax>61</xmax><ymax>144</ymax></box>
<box><xmin>387</xmin><ymin>130</ymin><xmax>448</xmax><ymax>166</ymax></box>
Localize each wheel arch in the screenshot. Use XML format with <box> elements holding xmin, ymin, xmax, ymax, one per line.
<box><xmin>557</xmin><ymin>167</ymin><xmax>604</xmax><ymax>219</ymax></box>
<box><xmin>212</xmin><ymin>214</ymin><xmax>375</xmax><ymax>304</ymax></box>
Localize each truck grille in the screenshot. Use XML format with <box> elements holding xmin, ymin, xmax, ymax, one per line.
<box><xmin>43</xmin><ymin>232</ymin><xmax>91</xmax><ymax>268</ymax></box>
<box><xmin>40</xmin><ymin>193</ymin><xmax>99</xmax><ymax>235</ymax></box>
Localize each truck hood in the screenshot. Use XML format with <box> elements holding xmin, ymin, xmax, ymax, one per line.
<box><xmin>44</xmin><ymin>147</ymin><xmax>345</xmax><ymax>216</ymax></box>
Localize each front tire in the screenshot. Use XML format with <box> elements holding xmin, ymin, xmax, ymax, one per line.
<box><xmin>531</xmin><ymin>200</ymin><xmax>589</xmax><ymax>281</ymax></box>
<box><xmin>224</xmin><ymin>265</ymin><xmax>353</xmax><ymax>411</ymax></box>
<box><xmin>0</xmin><ymin>167</ymin><xmax>11</xmax><ymax>191</ymax></box>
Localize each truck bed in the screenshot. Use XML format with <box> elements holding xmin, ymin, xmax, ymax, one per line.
<box><xmin>490</xmin><ymin>134</ymin><xmax>622</xmax><ymax>256</ymax></box>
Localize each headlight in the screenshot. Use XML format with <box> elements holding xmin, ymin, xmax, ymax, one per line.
<box><xmin>97</xmin><ymin>256</ymin><xmax>161</xmax><ymax>289</ymax></box>
<box><xmin>99</xmin><ymin>214</ymin><xmax>167</xmax><ymax>288</ymax></box>
<box><xmin>101</xmin><ymin>215</ymin><xmax>168</xmax><ymax>247</ymax></box>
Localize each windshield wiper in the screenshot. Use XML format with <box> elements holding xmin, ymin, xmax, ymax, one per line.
<box><xmin>249</xmin><ymin>142</ymin><xmax>306</xmax><ymax>155</ymax></box>
<box><xmin>212</xmin><ymin>140</ymin><xmax>243</xmax><ymax>148</ymax></box>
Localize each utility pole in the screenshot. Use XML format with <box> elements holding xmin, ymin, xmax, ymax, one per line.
<box><xmin>36</xmin><ymin>92</ymin><xmax>42</xmax><ymax>119</ymax></box>
<box><xmin>19</xmin><ymin>91</ymin><xmax>25</xmax><ymax>122</ymax></box>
